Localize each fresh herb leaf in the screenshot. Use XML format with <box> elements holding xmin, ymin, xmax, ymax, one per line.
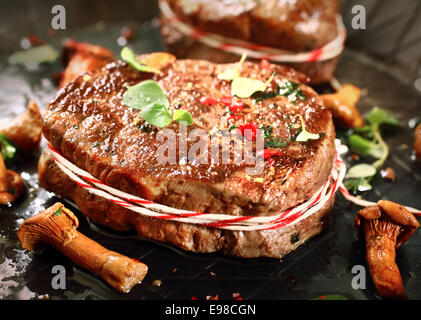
<box><xmin>279</xmin><ymin>80</ymin><xmax>306</xmax><ymax>104</ymax></box>
<box><xmin>295</xmin><ymin>115</ymin><xmax>320</xmax><ymax>142</ymax></box>
<box><xmin>348</xmin><ymin>134</ymin><xmax>383</xmax><ymax>158</ymax></box>
<box><xmin>231</xmin><ymin>77</ymin><xmax>267</xmax><ymax>98</ymax></box>
<box><xmin>258</xmin><ymin>124</ymin><xmax>273</xmax><ymax>140</ymax></box>
<box><xmin>255</xmin><ymin>88</ymin><xmax>280</xmax><ymax>102</ymax></box>
<box><xmin>218</xmin><ymin>52</ymin><xmax>246</xmax><ymax>80</ymax></box>
<box><xmin>0</xmin><ymin>133</ymin><xmax>17</xmax><ymax>164</ymax></box>
<box><xmin>8</xmin><ymin>45</ymin><xmax>59</xmax><ymax>69</ymax></box>
<box><xmin>344</xmin><ymin>177</ymin><xmax>373</xmax><ymax>193</ymax></box>
<box><xmin>139</xmin><ymin>103</ymin><xmax>172</xmax><ymax>128</ymax></box>
<box><xmin>366</xmin><ymin>107</ymin><xmax>399</xmax><ymax>127</ymax></box>
<box><xmin>54</xmin><ymin>207</ymin><xmax>62</xmax><ymax>216</ymax></box>
<box><xmin>231</xmin><ymin>73</ymin><xmax>276</xmax><ymax>99</ymax></box>
<box><xmin>255</xmin><ymin>80</ymin><xmax>306</xmax><ymax>104</ymax></box>
<box><xmin>123</xmin><ymin>80</ymin><xmax>169</xmax><ymax>111</ymax></box>
<box><xmin>173</xmin><ymin>109</ymin><xmax>193</xmax><ymax>125</ymax></box>
<box><xmin>346</xmin><ymin>163</ymin><xmax>377</xmax><ymax>179</ymax></box>
<box><xmin>265</xmin><ymin>137</ymin><xmax>288</xmax><ymax>148</ymax></box>
<box><xmin>121</xmin><ymin>47</ymin><xmax>161</xmax><ymax>74</ymax></box>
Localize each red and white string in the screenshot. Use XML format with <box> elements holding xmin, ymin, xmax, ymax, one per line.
<box><xmin>159</xmin><ymin>0</ymin><xmax>347</xmax><ymax>63</ymax></box>
<box><xmin>48</xmin><ymin>140</ymin><xmax>351</xmax><ymax>231</ymax></box>
<box><xmin>48</xmin><ymin>138</ymin><xmax>421</xmax><ymax>231</ymax></box>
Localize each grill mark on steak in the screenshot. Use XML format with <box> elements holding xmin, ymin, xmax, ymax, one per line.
<box><xmin>43</xmin><ymin>53</ymin><xmax>335</xmax><ymax>216</ymax></box>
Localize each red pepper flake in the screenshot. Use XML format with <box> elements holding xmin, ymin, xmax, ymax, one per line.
<box><xmin>27</xmin><ymin>33</ymin><xmax>45</xmax><ymax>46</ymax></box>
<box><xmin>267</xmin><ymin>157</ymin><xmax>276</xmax><ymax>167</ymax></box>
<box><xmin>122</xmin><ymin>26</ymin><xmax>136</xmax><ymax>41</ymax></box>
<box><xmin>220</xmin><ymin>96</ymin><xmax>245</xmax><ymax>112</ymax></box>
<box><xmin>238</xmin><ymin>123</ymin><xmax>261</xmax><ymax>141</ymax></box>
<box><xmin>199</xmin><ymin>96</ymin><xmax>218</xmax><ymax>106</ymax></box>
<box><xmin>191</xmin><ymin>296</ymin><xmax>198</xmax><ymax>300</ymax></box>
<box><xmin>235</xmin><ymin>297</ymin><xmax>243</xmax><ymax>300</ymax></box>
<box><xmin>206</xmin><ymin>294</ymin><xmax>219</xmax><ymax>300</ymax></box>
<box><xmin>319</xmin><ymin>296</ymin><xmax>325</xmax><ymax>300</ymax></box>
<box><xmin>219</xmin><ymin>96</ymin><xmax>232</xmax><ymax>106</ymax></box>
<box><xmin>229</xmin><ymin>99</ymin><xmax>244</xmax><ymax>113</ymax></box>
<box><xmin>257</xmin><ymin>149</ymin><xmax>281</xmax><ymax>159</ymax></box>
<box><xmin>227</xmin><ymin>115</ymin><xmax>242</xmax><ymax>121</ymax></box>
<box><xmin>261</xmin><ymin>59</ymin><xmax>271</xmax><ymax>70</ymax></box>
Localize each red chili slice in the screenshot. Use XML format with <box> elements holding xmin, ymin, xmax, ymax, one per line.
<box><xmin>229</xmin><ymin>99</ymin><xmax>244</xmax><ymax>113</ymax></box>
<box><xmin>257</xmin><ymin>149</ymin><xmax>281</xmax><ymax>159</ymax></box>
<box><xmin>199</xmin><ymin>97</ymin><xmax>218</xmax><ymax>106</ymax></box>
<box><xmin>227</xmin><ymin>115</ymin><xmax>241</xmax><ymax>121</ymax></box>
<box><xmin>238</xmin><ymin>123</ymin><xmax>261</xmax><ymax>140</ymax></box>
<box><xmin>219</xmin><ymin>96</ymin><xmax>232</xmax><ymax>106</ymax></box>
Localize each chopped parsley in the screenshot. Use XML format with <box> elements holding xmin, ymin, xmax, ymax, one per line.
<box><xmin>54</xmin><ymin>207</ymin><xmax>62</xmax><ymax>216</ymax></box>
<box><xmin>0</xmin><ymin>133</ymin><xmax>17</xmax><ymax>165</ymax></box>
<box><xmin>255</xmin><ymin>80</ymin><xmax>307</xmax><ymax>105</ymax></box>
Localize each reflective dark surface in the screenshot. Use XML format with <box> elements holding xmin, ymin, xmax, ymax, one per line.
<box><xmin>0</xmin><ymin>1</ymin><xmax>421</xmax><ymax>301</ymax></box>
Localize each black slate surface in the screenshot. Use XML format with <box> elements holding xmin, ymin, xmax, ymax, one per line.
<box><xmin>0</xmin><ymin>0</ymin><xmax>420</xmax><ymax>301</ymax></box>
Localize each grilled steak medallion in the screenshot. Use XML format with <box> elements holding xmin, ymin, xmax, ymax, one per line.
<box><xmin>160</xmin><ymin>0</ymin><xmax>342</xmax><ymax>83</ymax></box>
<box><xmin>39</xmin><ymin>52</ymin><xmax>336</xmax><ymax>258</ymax></box>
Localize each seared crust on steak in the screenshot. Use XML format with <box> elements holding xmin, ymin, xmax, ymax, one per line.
<box><xmin>39</xmin><ymin>52</ymin><xmax>335</xmax><ymax>258</ymax></box>
<box><xmin>160</xmin><ymin>0</ymin><xmax>341</xmax><ymax>83</ymax></box>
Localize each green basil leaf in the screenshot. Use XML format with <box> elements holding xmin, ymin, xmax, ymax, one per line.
<box><xmin>123</xmin><ymin>79</ymin><xmax>169</xmax><ymax>111</ymax></box>
<box><xmin>121</xmin><ymin>47</ymin><xmax>161</xmax><ymax>74</ymax></box>
<box><xmin>347</xmin><ymin>163</ymin><xmax>377</xmax><ymax>179</ymax></box>
<box><xmin>231</xmin><ymin>77</ymin><xmax>267</xmax><ymax>98</ymax></box>
<box><xmin>173</xmin><ymin>109</ymin><xmax>193</xmax><ymax>125</ymax></box>
<box><xmin>0</xmin><ymin>133</ymin><xmax>17</xmax><ymax>163</ymax></box>
<box><xmin>139</xmin><ymin>103</ymin><xmax>172</xmax><ymax>128</ymax></box>
<box><xmin>366</xmin><ymin>107</ymin><xmax>399</xmax><ymax>127</ymax></box>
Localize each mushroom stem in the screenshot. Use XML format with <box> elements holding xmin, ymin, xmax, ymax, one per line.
<box><xmin>18</xmin><ymin>203</ymin><xmax>148</xmax><ymax>293</ymax></box>
<box><xmin>0</xmin><ymin>153</ymin><xmax>8</xmax><ymax>192</ymax></box>
<box><xmin>355</xmin><ymin>201</ymin><xmax>420</xmax><ymax>299</ymax></box>
<box><xmin>0</xmin><ymin>153</ymin><xmax>23</xmax><ymax>205</ymax></box>
<box><xmin>362</xmin><ymin>219</ymin><xmax>405</xmax><ymax>299</ymax></box>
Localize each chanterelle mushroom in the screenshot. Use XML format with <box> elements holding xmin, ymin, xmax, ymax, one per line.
<box><xmin>0</xmin><ymin>153</ymin><xmax>23</xmax><ymax>205</ymax></box>
<box><xmin>321</xmin><ymin>84</ymin><xmax>364</xmax><ymax>129</ymax></box>
<box><xmin>355</xmin><ymin>200</ymin><xmax>420</xmax><ymax>299</ymax></box>
<box><xmin>0</xmin><ymin>100</ymin><xmax>42</xmax><ymax>153</ymax></box>
<box><xmin>18</xmin><ymin>203</ymin><xmax>148</xmax><ymax>293</ymax></box>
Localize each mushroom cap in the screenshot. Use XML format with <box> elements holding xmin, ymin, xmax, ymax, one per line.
<box><xmin>355</xmin><ymin>200</ymin><xmax>420</xmax><ymax>248</ymax></box>
<box><xmin>0</xmin><ymin>101</ymin><xmax>42</xmax><ymax>153</ymax></box>
<box><xmin>18</xmin><ymin>202</ymin><xmax>79</xmax><ymax>251</ymax></box>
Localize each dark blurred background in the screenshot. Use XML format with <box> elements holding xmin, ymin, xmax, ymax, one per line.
<box><xmin>0</xmin><ymin>0</ymin><xmax>421</xmax><ymax>84</ymax></box>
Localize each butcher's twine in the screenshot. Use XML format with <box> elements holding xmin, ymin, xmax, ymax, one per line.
<box><xmin>47</xmin><ymin>140</ymin><xmax>420</xmax><ymax>231</ymax></box>
<box><xmin>159</xmin><ymin>0</ymin><xmax>347</xmax><ymax>63</ymax></box>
